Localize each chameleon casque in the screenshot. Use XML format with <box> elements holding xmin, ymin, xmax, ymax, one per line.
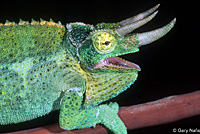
<box><xmin>0</xmin><ymin>4</ymin><xmax>176</xmax><ymax>134</ymax></box>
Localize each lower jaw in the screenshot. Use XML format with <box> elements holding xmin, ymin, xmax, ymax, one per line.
<box><xmin>92</xmin><ymin>57</ymin><xmax>141</xmax><ymax>70</ymax></box>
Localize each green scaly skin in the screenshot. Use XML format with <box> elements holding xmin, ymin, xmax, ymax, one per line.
<box><xmin>0</xmin><ymin>7</ymin><xmax>175</xmax><ymax>133</ymax></box>
<box><xmin>0</xmin><ymin>20</ymin><xmax>137</xmax><ymax>134</ymax></box>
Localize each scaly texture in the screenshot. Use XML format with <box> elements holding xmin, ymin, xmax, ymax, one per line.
<box><xmin>84</xmin><ymin>68</ymin><xmax>138</xmax><ymax>107</ymax></box>
<box><xmin>0</xmin><ymin>20</ymin><xmax>86</xmax><ymax>125</ymax></box>
<box><xmin>0</xmin><ymin>4</ymin><xmax>176</xmax><ymax>134</ymax></box>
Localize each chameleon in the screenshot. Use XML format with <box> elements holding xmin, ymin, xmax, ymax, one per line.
<box><xmin>0</xmin><ymin>4</ymin><xmax>176</xmax><ymax>134</ymax></box>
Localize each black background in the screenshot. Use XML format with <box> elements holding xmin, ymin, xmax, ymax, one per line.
<box><xmin>0</xmin><ymin>0</ymin><xmax>199</xmax><ymax>133</ymax></box>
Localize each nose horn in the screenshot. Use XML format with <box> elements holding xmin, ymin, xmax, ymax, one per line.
<box><xmin>137</xmin><ymin>18</ymin><xmax>176</xmax><ymax>47</ymax></box>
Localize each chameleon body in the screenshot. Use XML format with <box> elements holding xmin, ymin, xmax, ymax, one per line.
<box><xmin>0</xmin><ymin>4</ymin><xmax>175</xmax><ymax>134</ymax></box>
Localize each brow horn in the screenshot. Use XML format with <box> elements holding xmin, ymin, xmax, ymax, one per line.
<box><xmin>119</xmin><ymin>4</ymin><xmax>160</xmax><ymax>26</ymax></box>
<box><xmin>116</xmin><ymin>11</ymin><xmax>158</xmax><ymax>36</ymax></box>
<box><xmin>137</xmin><ymin>18</ymin><xmax>176</xmax><ymax>47</ymax></box>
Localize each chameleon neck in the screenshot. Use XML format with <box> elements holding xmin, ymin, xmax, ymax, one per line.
<box><xmin>63</xmin><ymin>31</ymin><xmax>81</xmax><ymax>62</ymax></box>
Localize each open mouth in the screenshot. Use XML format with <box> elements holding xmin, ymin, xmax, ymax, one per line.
<box><xmin>92</xmin><ymin>57</ymin><xmax>141</xmax><ymax>70</ymax></box>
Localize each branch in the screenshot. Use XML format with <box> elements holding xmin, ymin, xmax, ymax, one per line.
<box><xmin>12</xmin><ymin>90</ymin><xmax>200</xmax><ymax>134</ymax></box>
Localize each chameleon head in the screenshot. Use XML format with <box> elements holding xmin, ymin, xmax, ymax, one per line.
<box><xmin>66</xmin><ymin>4</ymin><xmax>176</xmax><ymax>106</ymax></box>
<box><xmin>67</xmin><ymin>4</ymin><xmax>176</xmax><ymax>73</ymax></box>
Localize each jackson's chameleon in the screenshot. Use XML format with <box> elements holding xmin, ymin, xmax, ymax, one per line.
<box><xmin>0</xmin><ymin>4</ymin><xmax>175</xmax><ymax>134</ymax></box>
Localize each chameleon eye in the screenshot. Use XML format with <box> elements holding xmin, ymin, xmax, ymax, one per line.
<box><xmin>92</xmin><ymin>31</ymin><xmax>117</xmax><ymax>54</ymax></box>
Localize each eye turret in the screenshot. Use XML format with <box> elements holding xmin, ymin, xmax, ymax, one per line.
<box><xmin>92</xmin><ymin>31</ymin><xmax>117</xmax><ymax>54</ymax></box>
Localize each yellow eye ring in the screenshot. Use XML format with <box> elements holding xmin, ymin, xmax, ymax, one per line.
<box><xmin>92</xmin><ymin>31</ymin><xmax>117</xmax><ymax>54</ymax></box>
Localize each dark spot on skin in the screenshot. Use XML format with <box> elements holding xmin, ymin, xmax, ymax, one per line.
<box><xmin>187</xmin><ymin>102</ymin><xmax>192</xmax><ymax>105</ymax></box>
<box><xmin>9</xmin><ymin>54</ymin><xmax>13</xmax><ymax>58</ymax></box>
<box><xmin>65</xmin><ymin>105</ymin><xmax>69</xmax><ymax>108</ymax></box>
<box><xmin>21</xmin><ymin>85</ymin><xmax>25</xmax><ymax>90</ymax></box>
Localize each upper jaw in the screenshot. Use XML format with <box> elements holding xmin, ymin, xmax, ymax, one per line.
<box><xmin>92</xmin><ymin>56</ymin><xmax>141</xmax><ymax>71</ymax></box>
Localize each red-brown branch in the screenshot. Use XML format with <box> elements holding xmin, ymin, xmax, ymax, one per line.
<box><xmin>12</xmin><ymin>90</ymin><xmax>200</xmax><ymax>134</ymax></box>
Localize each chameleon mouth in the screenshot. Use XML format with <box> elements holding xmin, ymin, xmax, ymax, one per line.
<box><xmin>92</xmin><ymin>57</ymin><xmax>141</xmax><ymax>70</ymax></box>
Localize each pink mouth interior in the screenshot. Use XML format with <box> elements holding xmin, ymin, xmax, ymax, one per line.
<box><xmin>92</xmin><ymin>57</ymin><xmax>141</xmax><ymax>70</ymax></box>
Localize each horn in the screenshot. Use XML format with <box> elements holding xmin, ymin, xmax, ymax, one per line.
<box><xmin>116</xmin><ymin>11</ymin><xmax>158</xmax><ymax>36</ymax></box>
<box><xmin>119</xmin><ymin>4</ymin><xmax>160</xmax><ymax>26</ymax></box>
<box><xmin>137</xmin><ymin>18</ymin><xmax>176</xmax><ymax>47</ymax></box>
